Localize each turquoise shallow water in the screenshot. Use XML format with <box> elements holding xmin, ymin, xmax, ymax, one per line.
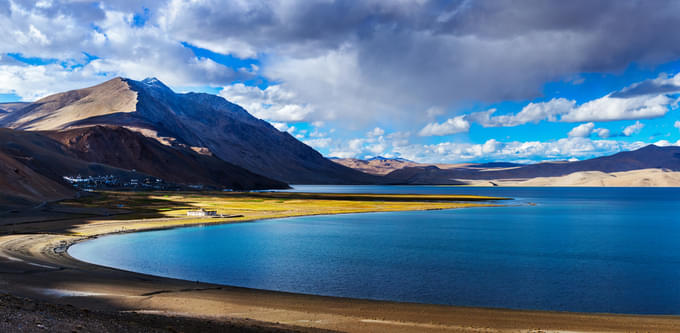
<box><xmin>70</xmin><ymin>187</ymin><xmax>680</xmax><ymax>314</ymax></box>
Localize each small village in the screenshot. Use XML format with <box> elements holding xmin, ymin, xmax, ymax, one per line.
<box><xmin>62</xmin><ymin>175</ymin><xmax>177</xmax><ymax>191</ymax></box>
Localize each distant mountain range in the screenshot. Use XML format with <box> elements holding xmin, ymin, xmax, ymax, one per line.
<box><xmin>334</xmin><ymin>145</ymin><xmax>680</xmax><ymax>185</ymax></box>
<box><xmin>330</xmin><ymin>157</ymin><xmax>422</xmax><ymax>175</ymax></box>
<box><xmin>332</xmin><ymin>157</ymin><xmax>524</xmax><ymax>177</ymax></box>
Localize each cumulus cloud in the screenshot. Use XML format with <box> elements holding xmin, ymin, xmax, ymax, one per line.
<box><xmin>593</xmin><ymin>128</ymin><xmax>611</xmax><ymax>138</ymax></box>
<box><xmin>270</xmin><ymin>122</ymin><xmax>289</xmax><ymax>132</ymax></box>
<box><xmin>469</xmin><ymin>99</ymin><xmax>575</xmax><ymax>127</ymax></box>
<box><xmin>419</xmin><ymin>116</ymin><xmax>470</xmax><ymax>136</ymax></box>
<box><xmin>568</xmin><ymin>122</ymin><xmax>595</xmax><ymax>137</ymax></box>
<box><xmin>0</xmin><ymin>62</ymin><xmax>110</xmax><ymax>100</ymax></box>
<box><xmin>622</xmin><ymin>121</ymin><xmax>644</xmax><ymax>136</ymax></box>
<box><xmin>219</xmin><ymin>83</ymin><xmax>313</xmax><ymax>122</ymax></box>
<box><xmin>367</xmin><ymin>127</ymin><xmax>384</xmax><ymax>137</ymax></box>
<box><xmin>318</xmin><ymin>126</ymin><xmax>658</xmax><ymax>164</ymax></box>
<box><xmin>561</xmin><ymin>94</ymin><xmax>673</xmax><ymax>122</ymax></box>
<box><xmin>3</xmin><ymin>0</ymin><xmax>680</xmax><ymax>127</ymax></box>
<box><xmin>653</xmin><ymin>139</ymin><xmax>680</xmax><ymax>147</ymax></box>
<box><xmin>303</xmin><ymin>137</ymin><xmax>332</xmax><ymax>150</ymax></box>
<box><xmin>395</xmin><ymin>137</ymin><xmax>647</xmax><ymax>164</ymax></box>
<box><xmin>468</xmin><ymin>88</ymin><xmax>677</xmax><ymax>127</ymax></box>
<box><xmin>0</xmin><ymin>1</ymin><xmax>250</xmax><ymax>100</ymax></box>
<box><xmin>154</xmin><ymin>0</ymin><xmax>680</xmax><ymax>126</ymax></box>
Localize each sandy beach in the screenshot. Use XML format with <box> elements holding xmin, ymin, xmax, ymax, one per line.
<box><xmin>1</xmin><ymin>191</ymin><xmax>679</xmax><ymax>332</ymax></box>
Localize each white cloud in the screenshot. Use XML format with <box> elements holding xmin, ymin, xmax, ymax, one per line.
<box><xmin>366</xmin><ymin>142</ymin><xmax>387</xmax><ymax>156</ymax></box>
<box><xmin>468</xmin><ymin>91</ymin><xmax>676</xmax><ymax>128</ymax></box>
<box><xmin>622</xmin><ymin>121</ymin><xmax>644</xmax><ymax>136</ymax></box>
<box><xmin>270</xmin><ymin>122</ymin><xmax>289</xmax><ymax>132</ymax></box>
<box><xmin>328</xmin><ymin>151</ymin><xmax>357</xmax><ymax>159</ymax></box>
<box><xmin>675</xmin><ymin>120</ymin><xmax>680</xmax><ymax>131</ymax></box>
<box><xmin>219</xmin><ymin>83</ymin><xmax>313</xmax><ymax>122</ymax></box>
<box><xmin>561</xmin><ymin>94</ymin><xmax>672</xmax><ymax>122</ymax></box>
<box><xmin>322</xmin><ymin>128</ymin><xmax>663</xmax><ymax>164</ymax></box>
<box><xmin>419</xmin><ymin>116</ymin><xmax>470</xmax><ymax>136</ymax></box>
<box><xmin>304</xmin><ymin>137</ymin><xmax>332</xmax><ymax>149</ymax></box>
<box><xmin>568</xmin><ymin>122</ymin><xmax>595</xmax><ymax>137</ymax></box>
<box><xmin>394</xmin><ymin>137</ymin><xmax>646</xmax><ymax>164</ymax></box>
<box><xmin>367</xmin><ymin>127</ymin><xmax>385</xmax><ymax>137</ymax></box>
<box><xmin>470</xmin><ymin>99</ymin><xmax>575</xmax><ymax>127</ymax></box>
<box><xmin>482</xmin><ymin>139</ymin><xmax>499</xmax><ymax>154</ymax></box>
<box><xmin>653</xmin><ymin>139</ymin><xmax>680</xmax><ymax>147</ymax></box>
<box><xmin>156</xmin><ymin>0</ymin><xmax>680</xmax><ymax>130</ymax></box>
<box><xmin>0</xmin><ymin>4</ymin><xmax>246</xmax><ymax>100</ymax></box>
<box><xmin>593</xmin><ymin>128</ymin><xmax>610</xmax><ymax>138</ymax></box>
<box><xmin>0</xmin><ymin>62</ymin><xmax>107</xmax><ymax>100</ymax></box>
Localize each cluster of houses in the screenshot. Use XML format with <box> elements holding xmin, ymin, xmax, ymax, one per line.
<box><xmin>62</xmin><ymin>175</ymin><xmax>120</xmax><ymax>188</ymax></box>
<box><xmin>62</xmin><ymin>175</ymin><xmax>173</xmax><ymax>190</ymax></box>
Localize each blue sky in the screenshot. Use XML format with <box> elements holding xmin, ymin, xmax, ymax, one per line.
<box><xmin>1</xmin><ymin>1</ymin><xmax>680</xmax><ymax>163</ymax></box>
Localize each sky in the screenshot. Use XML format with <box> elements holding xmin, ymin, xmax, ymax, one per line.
<box><xmin>1</xmin><ymin>0</ymin><xmax>680</xmax><ymax>163</ymax></box>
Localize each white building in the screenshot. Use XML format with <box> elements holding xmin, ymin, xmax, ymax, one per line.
<box><xmin>187</xmin><ymin>209</ymin><xmax>218</xmax><ymax>217</ymax></box>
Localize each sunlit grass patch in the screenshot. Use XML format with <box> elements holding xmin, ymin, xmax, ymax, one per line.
<box><xmin>48</xmin><ymin>190</ymin><xmax>507</xmax><ymax>237</ymax></box>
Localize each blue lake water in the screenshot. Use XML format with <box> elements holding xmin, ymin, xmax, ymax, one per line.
<box><xmin>69</xmin><ymin>186</ymin><xmax>680</xmax><ymax>314</ymax></box>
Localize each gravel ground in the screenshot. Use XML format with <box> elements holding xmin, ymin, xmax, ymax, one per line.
<box><xmin>0</xmin><ymin>294</ymin><xmax>316</xmax><ymax>333</ymax></box>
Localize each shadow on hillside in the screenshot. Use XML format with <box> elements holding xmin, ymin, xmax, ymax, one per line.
<box><xmin>0</xmin><ymin>191</ymin><xmax>200</xmax><ymax>235</ymax></box>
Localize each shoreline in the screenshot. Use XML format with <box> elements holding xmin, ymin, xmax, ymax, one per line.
<box><xmin>1</xmin><ymin>191</ymin><xmax>679</xmax><ymax>332</ymax></box>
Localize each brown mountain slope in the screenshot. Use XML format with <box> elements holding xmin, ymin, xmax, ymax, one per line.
<box><xmin>331</xmin><ymin>157</ymin><xmax>421</xmax><ymax>175</ymax></box>
<box><xmin>0</xmin><ymin>77</ymin><xmax>386</xmax><ymax>184</ymax></box>
<box><xmin>0</xmin><ymin>149</ymin><xmax>73</xmax><ymax>205</ymax></box>
<box><xmin>0</xmin><ymin>128</ymin><xmax>141</xmax><ymax>205</ymax></box>
<box><xmin>1</xmin><ymin>79</ymin><xmax>137</xmax><ymax>131</ymax></box>
<box><xmin>44</xmin><ymin>126</ymin><xmax>288</xmax><ymax>190</ymax></box>
<box><xmin>0</xmin><ymin>102</ymin><xmax>30</xmax><ymax>114</ymax></box>
<box><xmin>332</xmin><ymin>157</ymin><xmax>524</xmax><ymax>176</ymax></box>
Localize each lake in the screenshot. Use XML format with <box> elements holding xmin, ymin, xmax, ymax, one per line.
<box><xmin>69</xmin><ymin>186</ymin><xmax>680</xmax><ymax>314</ymax></box>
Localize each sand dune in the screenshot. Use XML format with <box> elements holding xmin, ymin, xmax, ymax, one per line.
<box><xmin>463</xmin><ymin>168</ymin><xmax>680</xmax><ymax>187</ymax></box>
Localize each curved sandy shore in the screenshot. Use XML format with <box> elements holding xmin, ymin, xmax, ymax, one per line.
<box><xmin>1</xmin><ymin>194</ymin><xmax>680</xmax><ymax>332</ymax></box>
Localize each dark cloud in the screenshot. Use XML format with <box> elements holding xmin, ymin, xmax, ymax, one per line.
<box><xmin>611</xmin><ymin>80</ymin><xmax>680</xmax><ymax>98</ymax></box>
<box><xmin>4</xmin><ymin>0</ymin><xmax>680</xmax><ymax>126</ymax></box>
<box><xmin>10</xmin><ymin>0</ymin><xmax>105</xmax><ymax>21</ymax></box>
<box><xmin>161</xmin><ymin>0</ymin><xmax>680</xmax><ymax>124</ymax></box>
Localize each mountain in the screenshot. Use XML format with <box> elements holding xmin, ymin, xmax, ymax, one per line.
<box><xmin>0</xmin><ymin>102</ymin><xmax>29</xmax><ymax>115</ymax></box>
<box><xmin>44</xmin><ymin>126</ymin><xmax>288</xmax><ymax>190</ymax></box>
<box><xmin>333</xmin><ymin>157</ymin><xmax>524</xmax><ymax>176</ymax></box>
<box><xmin>0</xmin><ymin>78</ymin><xmax>384</xmax><ymax>184</ymax></box>
<box><xmin>0</xmin><ymin>124</ymin><xmax>289</xmax><ymax>207</ymax></box>
<box><xmin>0</xmin><ymin>128</ymin><xmax>133</xmax><ymax>206</ymax></box>
<box><xmin>386</xmin><ymin>145</ymin><xmax>680</xmax><ymax>184</ymax></box>
<box><xmin>366</xmin><ymin>156</ymin><xmax>413</xmax><ymax>162</ymax></box>
<box><xmin>331</xmin><ymin>157</ymin><xmax>422</xmax><ymax>175</ymax></box>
